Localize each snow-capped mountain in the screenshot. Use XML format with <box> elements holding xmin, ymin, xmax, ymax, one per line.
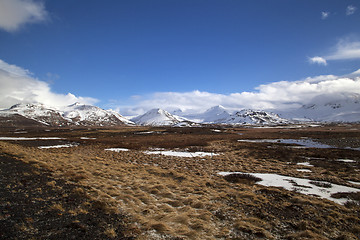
<box><xmin>220</xmin><ymin>109</ymin><xmax>290</xmax><ymax>125</ymax></box>
<box><xmin>0</xmin><ymin>103</ymin><xmax>70</xmax><ymax>126</ymax></box>
<box><xmin>131</xmin><ymin>108</ymin><xmax>184</xmax><ymax>126</ymax></box>
<box><xmin>183</xmin><ymin>105</ymin><xmax>231</xmax><ymax>123</ymax></box>
<box><xmin>0</xmin><ymin>102</ymin><xmax>134</xmax><ymax>127</ymax></box>
<box><xmin>62</xmin><ymin>102</ymin><xmax>134</xmax><ymax>126</ymax></box>
<box><xmin>282</xmin><ymin>93</ymin><xmax>360</xmax><ymax>122</ymax></box>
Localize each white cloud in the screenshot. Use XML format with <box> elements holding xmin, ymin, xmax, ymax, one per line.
<box><xmin>309</xmin><ymin>38</ymin><xmax>360</xmax><ymax>65</ymax></box>
<box><xmin>346</xmin><ymin>5</ymin><xmax>357</xmax><ymax>15</ymax></box>
<box><xmin>321</xmin><ymin>11</ymin><xmax>330</xmax><ymax>19</ymax></box>
<box><xmin>308</xmin><ymin>56</ymin><xmax>327</xmax><ymax>65</ymax></box>
<box><xmin>115</xmin><ymin>73</ymin><xmax>360</xmax><ymax>115</ymax></box>
<box><xmin>0</xmin><ymin>59</ymin><xmax>98</xmax><ymax>109</ymax></box>
<box><xmin>0</xmin><ymin>0</ymin><xmax>49</xmax><ymax>32</ymax></box>
<box><xmin>326</xmin><ymin>39</ymin><xmax>360</xmax><ymax>60</ymax></box>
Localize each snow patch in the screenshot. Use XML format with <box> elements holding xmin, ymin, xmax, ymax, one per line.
<box><xmin>218</xmin><ymin>172</ymin><xmax>360</xmax><ymax>205</ymax></box>
<box><xmin>38</xmin><ymin>144</ymin><xmax>77</xmax><ymax>149</ymax></box>
<box><xmin>0</xmin><ymin>137</ymin><xmax>64</xmax><ymax>140</ymax></box>
<box><xmin>105</xmin><ymin>148</ymin><xmax>130</xmax><ymax>152</ymax></box>
<box><xmin>337</xmin><ymin>159</ymin><xmax>356</xmax><ymax>163</ymax></box>
<box><xmin>144</xmin><ymin>150</ymin><xmax>218</xmax><ymax>158</ymax></box>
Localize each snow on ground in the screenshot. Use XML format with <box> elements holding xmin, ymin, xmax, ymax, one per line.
<box><xmin>297</xmin><ymin>169</ymin><xmax>312</xmax><ymax>172</ymax></box>
<box><xmin>348</xmin><ymin>181</ymin><xmax>360</xmax><ymax>186</ymax></box>
<box><xmin>38</xmin><ymin>144</ymin><xmax>77</xmax><ymax>149</ymax></box>
<box><xmin>105</xmin><ymin>148</ymin><xmax>130</xmax><ymax>152</ymax></box>
<box><xmin>337</xmin><ymin>159</ymin><xmax>356</xmax><ymax>163</ymax></box>
<box><xmin>0</xmin><ymin>137</ymin><xmax>64</xmax><ymax>140</ymax></box>
<box><xmin>134</xmin><ymin>131</ymin><xmax>155</xmax><ymax>134</ymax></box>
<box><xmin>144</xmin><ymin>150</ymin><xmax>218</xmax><ymax>158</ymax></box>
<box><xmin>297</xmin><ymin>162</ymin><xmax>314</xmax><ymax>167</ymax></box>
<box><xmin>211</xmin><ymin>129</ymin><xmax>222</xmax><ymax>132</ymax></box>
<box><xmin>80</xmin><ymin>137</ymin><xmax>96</xmax><ymax>140</ymax></box>
<box><xmin>218</xmin><ymin>172</ymin><xmax>360</xmax><ymax>205</ymax></box>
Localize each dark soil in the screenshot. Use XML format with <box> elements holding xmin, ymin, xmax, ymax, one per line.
<box><xmin>0</xmin><ymin>152</ymin><xmax>137</xmax><ymax>240</ymax></box>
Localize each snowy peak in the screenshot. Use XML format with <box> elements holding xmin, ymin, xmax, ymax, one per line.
<box><xmin>222</xmin><ymin>109</ymin><xmax>289</xmax><ymax>125</ymax></box>
<box><xmin>2</xmin><ymin>103</ymin><xmax>70</xmax><ymax>126</ymax></box>
<box><xmin>181</xmin><ymin>105</ymin><xmax>231</xmax><ymax>123</ymax></box>
<box><xmin>0</xmin><ymin>102</ymin><xmax>134</xmax><ymax>127</ymax></box>
<box><xmin>201</xmin><ymin>105</ymin><xmax>231</xmax><ymax>123</ymax></box>
<box><xmin>131</xmin><ymin>108</ymin><xmax>183</xmax><ymax>126</ymax></box>
<box><xmin>294</xmin><ymin>93</ymin><xmax>360</xmax><ymax>122</ymax></box>
<box><xmin>63</xmin><ymin>103</ymin><xmax>133</xmax><ymax>126</ymax></box>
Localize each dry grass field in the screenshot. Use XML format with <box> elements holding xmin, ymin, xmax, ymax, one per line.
<box><xmin>0</xmin><ymin>124</ymin><xmax>359</xmax><ymax>239</ymax></box>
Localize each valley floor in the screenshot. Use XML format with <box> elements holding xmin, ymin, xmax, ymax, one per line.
<box><xmin>0</xmin><ymin>124</ymin><xmax>359</xmax><ymax>239</ymax></box>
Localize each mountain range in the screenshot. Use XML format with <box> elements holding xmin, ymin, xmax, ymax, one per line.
<box><xmin>0</xmin><ymin>103</ymin><xmax>133</xmax><ymax>127</ymax></box>
<box><xmin>0</xmin><ymin>93</ymin><xmax>359</xmax><ymax>127</ymax></box>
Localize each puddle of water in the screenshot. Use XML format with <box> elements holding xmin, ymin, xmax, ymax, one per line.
<box><xmin>105</xmin><ymin>148</ymin><xmax>129</xmax><ymax>152</ymax></box>
<box><xmin>237</xmin><ymin>138</ymin><xmax>345</xmax><ymax>149</ymax></box>
<box><xmin>218</xmin><ymin>171</ymin><xmax>360</xmax><ymax>205</ymax></box>
<box><xmin>0</xmin><ymin>137</ymin><xmax>64</xmax><ymax>140</ymax></box>
<box><xmin>38</xmin><ymin>144</ymin><xmax>77</xmax><ymax>149</ymax></box>
<box><xmin>144</xmin><ymin>150</ymin><xmax>218</xmax><ymax>158</ymax></box>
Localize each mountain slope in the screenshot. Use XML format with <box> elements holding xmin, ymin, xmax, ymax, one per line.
<box><xmin>282</xmin><ymin>93</ymin><xmax>360</xmax><ymax>122</ymax></box>
<box><xmin>131</xmin><ymin>108</ymin><xmax>183</xmax><ymax>126</ymax></box>
<box><xmin>183</xmin><ymin>105</ymin><xmax>231</xmax><ymax>123</ymax></box>
<box><xmin>220</xmin><ymin>109</ymin><xmax>289</xmax><ymax>125</ymax></box>
<box><xmin>62</xmin><ymin>103</ymin><xmax>134</xmax><ymax>126</ymax></box>
<box><xmin>0</xmin><ymin>103</ymin><xmax>134</xmax><ymax>127</ymax></box>
<box><xmin>0</xmin><ymin>103</ymin><xmax>71</xmax><ymax>126</ymax></box>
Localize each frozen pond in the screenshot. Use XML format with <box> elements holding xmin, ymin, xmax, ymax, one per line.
<box><xmin>218</xmin><ymin>172</ymin><xmax>360</xmax><ymax>205</ymax></box>
<box><xmin>238</xmin><ymin>138</ymin><xmax>360</xmax><ymax>151</ymax></box>
<box><xmin>238</xmin><ymin>138</ymin><xmax>333</xmax><ymax>149</ymax></box>
<box><xmin>144</xmin><ymin>150</ymin><xmax>218</xmax><ymax>158</ymax></box>
<box><xmin>105</xmin><ymin>148</ymin><xmax>130</xmax><ymax>152</ymax></box>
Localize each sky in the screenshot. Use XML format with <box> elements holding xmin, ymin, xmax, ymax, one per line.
<box><xmin>0</xmin><ymin>0</ymin><xmax>360</xmax><ymax>115</ymax></box>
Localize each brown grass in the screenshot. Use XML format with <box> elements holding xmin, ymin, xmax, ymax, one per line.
<box><xmin>1</xmin><ymin>124</ymin><xmax>360</xmax><ymax>239</ymax></box>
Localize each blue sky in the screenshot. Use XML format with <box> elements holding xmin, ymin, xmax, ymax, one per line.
<box><xmin>0</xmin><ymin>0</ymin><xmax>360</xmax><ymax>114</ymax></box>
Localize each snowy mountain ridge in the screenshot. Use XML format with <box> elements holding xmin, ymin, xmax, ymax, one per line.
<box><xmin>131</xmin><ymin>108</ymin><xmax>184</xmax><ymax>126</ymax></box>
<box><xmin>277</xmin><ymin>93</ymin><xmax>360</xmax><ymax>122</ymax></box>
<box><xmin>0</xmin><ymin>102</ymin><xmax>134</xmax><ymax>127</ymax></box>
<box><xmin>1</xmin><ymin>93</ymin><xmax>359</xmax><ymax>128</ymax></box>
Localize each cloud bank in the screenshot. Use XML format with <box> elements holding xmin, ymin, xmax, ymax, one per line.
<box><xmin>0</xmin><ymin>59</ymin><xmax>97</xmax><ymax>109</ymax></box>
<box><xmin>0</xmin><ymin>0</ymin><xmax>48</xmax><ymax>32</ymax></box>
<box><xmin>116</xmin><ymin>73</ymin><xmax>360</xmax><ymax>115</ymax></box>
